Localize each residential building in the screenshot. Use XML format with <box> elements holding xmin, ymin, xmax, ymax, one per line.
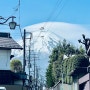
<box><xmin>0</xmin><ymin>32</ymin><xmax>28</xmax><ymax>90</ymax></box>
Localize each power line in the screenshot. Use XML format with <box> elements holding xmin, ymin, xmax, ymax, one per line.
<box><xmin>20</xmin><ymin>0</ymin><xmax>68</xmax><ymax>50</ymax></box>
<box><xmin>32</xmin><ymin>0</ymin><xmax>65</xmax><ymax>44</ymax></box>
<box><xmin>47</xmin><ymin>0</ymin><xmax>63</xmax><ymax>21</ymax></box>
<box><xmin>40</xmin><ymin>0</ymin><xmax>68</xmax><ymax>33</ymax></box>
<box><xmin>41</xmin><ymin>0</ymin><xmax>63</xmax><ymax>29</ymax></box>
<box><xmin>9</xmin><ymin>0</ymin><xmax>23</xmax><ymax>41</ymax></box>
<box><xmin>18</xmin><ymin>0</ymin><xmax>23</xmax><ymax>40</ymax></box>
<box><xmin>10</xmin><ymin>0</ymin><xmax>20</xmax><ymax>16</ymax></box>
<box><xmin>53</xmin><ymin>0</ymin><xmax>68</xmax><ymax>20</ymax></box>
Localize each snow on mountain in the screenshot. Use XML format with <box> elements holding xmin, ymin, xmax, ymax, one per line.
<box><xmin>12</xmin><ymin>22</ymin><xmax>90</xmax><ymax>76</ymax></box>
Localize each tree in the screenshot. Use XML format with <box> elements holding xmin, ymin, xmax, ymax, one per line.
<box><xmin>48</xmin><ymin>40</ymin><xmax>76</xmax><ymax>83</ymax></box>
<box><xmin>71</xmin><ymin>55</ymin><xmax>89</xmax><ymax>69</ymax></box>
<box><xmin>46</xmin><ymin>63</ymin><xmax>55</xmax><ymax>88</ymax></box>
<box><xmin>75</xmin><ymin>45</ymin><xmax>85</xmax><ymax>55</ymax></box>
<box><xmin>46</xmin><ymin>39</ymin><xmax>86</xmax><ymax>86</ymax></box>
<box><xmin>62</xmin><ymin>54</ymin><xmax>89</xmax><ymax>84</ymax></box>
<box><xmin>10</xmin><ymin>59</ymin><xmax>22</xmax><ymax>72</ymax></box>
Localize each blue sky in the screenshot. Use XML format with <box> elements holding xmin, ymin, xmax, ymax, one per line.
<box><xmin>0</xmin><ymin>0</ymin><xmax>90</xmax><ymax>25</ymax></box>
<box><xmin>0</xmin><ymin>0</ymin><xmax>90</xmax><ymax>40</ymax></box>
<box><xmin>1</xmin><ymin>0</ymin><xmax>90</xmax><ymax>76</ymax></box>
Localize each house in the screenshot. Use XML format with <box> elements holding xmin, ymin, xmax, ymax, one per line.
<box><xmin>0</xmin><ymin>32</ymin><xmax>28</xmax><ymax>90</ymax></box>
<box><xmin>0</xmin><ymin>32</ymin><xmax>23</xmax><ymax>70</ymax></box>
<box><xmin>79</xmin><ymin>73</ymin><xmax>89</xmax><ymax>90</ymax></box>
<box><xmin>69</xmin><ymin>67</ymin><xmax>89</xmax><ymax>90</ymax></box>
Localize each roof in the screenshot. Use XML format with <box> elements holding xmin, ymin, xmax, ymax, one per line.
<box><xmin>0</xmin><ymin>32</ymin><xmax>23</xmax><ymax>49</ymax></box>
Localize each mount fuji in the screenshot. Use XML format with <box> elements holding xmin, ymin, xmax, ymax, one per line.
<box><xmin>12</xmin><ymin>22</ymin><xmax>90</xmax><ymax>76</ymax></box>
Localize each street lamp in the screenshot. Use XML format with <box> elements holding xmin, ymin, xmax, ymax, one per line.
<box><xmin>0</xmin><ymin>16</ymin><xmax>17</xmax><ymax>29</ymax></box>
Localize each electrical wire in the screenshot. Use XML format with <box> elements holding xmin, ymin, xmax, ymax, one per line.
<box><xmin>8</xmin><ymin>0</ymin><xmax>23</xmax><ymax>41</ymax></box>
<box><xmin>25</xmin><ymin>0</ymin><xmax>68</xmax><ymax>75</ymax></box>
<box><xmin>33</xmin><ymin>0</ymin><xmax>65</xmax><ymax>46</ymax></box>
<box><xmin>18</xmin><ymin>0</ymin><xmax>23</xmax><ymax>40</ymax></box>
<box><xmin>21</xmin><ymin>0</ymin><xmax>68</xmax><ymax>57</ymax></box>
<box><xmin>37</xmin><ymin>0</ymin><xmax>68</xmax><ymax>46</ymax></box>
<box><xmin>53</xmin><ymin>0</ymin><xmax>68</xmax><ymax>20</ymax></box>
<box><xmin>32</xmin><ymin>0</ymin><xmax>64</xmax><ymax>46</ymax></box>
<box><xmin>41</xmin><ymin>0</ymin><xmax>63</xmax><ymax>29</ymax></box>
<box><xmin>11</xmin><ymin>4</ymin><xmax>19</xmax><ymax>16</ymax></box>
<box><xmin>47</xmin><ymin>0</ymin><xmax>63</xmax><ymax>21</ymax></box>
<box><xmin>41</xmin><ymin>0</ymin><xmax>68</xmax><ymax>33</ymax></box>
<box><xmin>21</xmin><ymin>0</ymin><xmax>66</xmax><ymax>49</ymax></box>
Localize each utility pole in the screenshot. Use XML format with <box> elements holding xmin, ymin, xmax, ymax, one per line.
<box><xmin>36</xmin><ymin>66</ymin><xmax>39</xmax><ymax>90</ymax></box>
<box><xmin>23</xmin><ymin>30</ymin><xmax>32</xmax><ymax>71</ymax></box>
<box><xmin>23</xmin><ymin>29</ymin><xmax>26</xmax><ymax>72</ymax></box>
<box><xmin>23</xmin><ymin>29</ymin><xmax>33</xmax><ymax>89</ymax></box>
<box><xmin>28</xmin><ymin>32</ymin><xmax>32</xmax><ymax>90</ymax></box>
<box><xmin>32</xmin><ymin>53</ymin><xmax>39</xmax><ymax>90</ymax></box>
<box><xmin>40</xmin><ymin>75</ymin><xmax>44</xmax><ymax>90</ymax></box>
<box><xmin>34</xmin><ymin>54</ymin><xmax>36</xmax><ymax>90</ymax></box>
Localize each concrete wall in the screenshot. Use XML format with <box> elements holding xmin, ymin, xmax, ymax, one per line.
<box><xmin>52</xmin><ymin>83</ymin><xmax>72</xmax><ymax>90</ymax></box>
<box><xmin>0</xmin><ymin>50</ymin><xmax>11</xmax><ymax>70</ymax></box>
<box><xmin>0</xmin><ymin>85</ymin><xmax>28</xmax><ymax>90</ymax></box>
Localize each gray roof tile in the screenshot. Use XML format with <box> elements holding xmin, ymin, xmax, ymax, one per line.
<box><xmin>0</xmin><ymin>37</ymin><xmax>23</xmax><ymax>49</ymax></box>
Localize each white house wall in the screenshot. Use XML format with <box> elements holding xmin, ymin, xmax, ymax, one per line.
<box><xmin>0</xmin><ymin>50</ymin><xmax>11</xmax><ymax>70</ymax></box>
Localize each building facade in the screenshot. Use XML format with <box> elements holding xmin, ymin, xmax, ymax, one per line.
<box><xmin>0</xmin><ymin>32</ymin><xmax>28</xmax><ymax>90</ymax></box>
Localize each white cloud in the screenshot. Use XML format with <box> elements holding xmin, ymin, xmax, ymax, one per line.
<box><xmin>24</xmin><ymin>22</ymin><xmax>90</xmax><ymax>46</ymax></box>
